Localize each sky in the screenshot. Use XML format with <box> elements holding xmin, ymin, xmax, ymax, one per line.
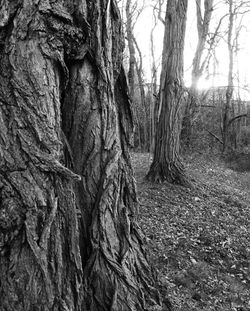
<box><xmin>130</xmin><ymin>0</ymin><xmax>250</xmax><ymax>99</ymax></box>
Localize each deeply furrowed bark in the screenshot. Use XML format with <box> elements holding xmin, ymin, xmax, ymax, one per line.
<box><xmin>62</xmin><ymin>2</ymin><xmax>161</xmax><ymax>309</ymax></box>
<box><xmin>146</xmin><ymin>0</ymin><xmax>190</xmax><ymax>187</ymax></box>
<box><xmin>0</xmin><ymin>1</ymin><xmax>162</xmax><ymax>310</ymax></box>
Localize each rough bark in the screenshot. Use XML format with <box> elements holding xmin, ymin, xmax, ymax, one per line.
<box><xmin>0</xmin><ymin>1</ymin><xmax>162</xmax><ymax>310</ymax></box>
<box><xmin>146</xmin><ymin>0</ymin><xmax>190</xmax><ymax>186</ymax></box>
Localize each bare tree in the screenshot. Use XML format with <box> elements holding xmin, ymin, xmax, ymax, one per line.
<box><xmin>126</xmin><ymin>0</ymin><xmax>137</xmax><ymax>98</ymax></box>
<box><xmin>221</xmin><ymin>0</ymin><xmax>234</xmax><ymax>151</ymax></box>
<box><xmin>149</xmin><ymin>3</ymin><xmax>161</xmax><ymax>152</ymax></box>
<box><xmin>220</xmin><ymin>0</ymin><xmax>250</xmax><ymax>151</ymax></box>
<box><xmin>0</xmin><ymin>1</ymin><xmax>162</xmax><ymax>310</ymax></box>
<box><xmin>124</xmin><ymin>0</ymin><xmax>149</xmax><ymax>151</ymax></box>
<box><xmin>181</xmin><ymin>0</ymin><xmax>214</xmax><ymax>147</ymax></box>
<box><xmin>146</xmin><ymin>0</ymin><xmax>190</xmax><ymax>186</ymax></box>
<box><xmin>133</xmin><ymin>35</ymin><xmax>149</xmax><ymax>150</ymax></box>
<box><xmin>192</xmin><ymin>0</ymin><xmax>214</xmax><ymax>89</ymax></box>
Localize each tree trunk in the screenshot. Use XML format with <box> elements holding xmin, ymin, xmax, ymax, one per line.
<box><xmin>222</xmin><ymin>0</ymin><xmax>234</xmax><ymax>152</ymax></box>
<box><xmin>126</xmin><ymin>0</ymin><xmax>136</xmax><ymax>99</ymax></box>
<box><xmin>0</xmin><ymin>1</ymin><xmax>162</xmax><ymax>310</ymax></box>
<box><xmin>191</xmin><ymin>0</ymin><xmax>214</xmax><ymax>90</ymax></box>
<box><xmin>150</xmin><ymin>8</ymin><xmax>159</xmax><ymax>153</ymax></box>
<box><xmin>133</xmin><ymin>35</ymin><xmax>148</xmax><ymax>152</ymax></box>
<box><xmin>181</xmin><ymin>0</ymin><xmax>214</xmax><ymax>148</ymax></box>
<box><xmin>146</xmin><ymin>0</ymin><xmax>190</xmax><ymax>186</ymax></box>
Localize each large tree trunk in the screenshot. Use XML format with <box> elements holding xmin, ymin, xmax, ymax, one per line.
<box><xmin>146</xmin><ymin>0</ymin><xmax>189</xmax><ymax>186</ymax></box>
<box><xmin>0</xmin><ymin>1</ymin><xmax>162</xmax><ymax>310</ymax></box>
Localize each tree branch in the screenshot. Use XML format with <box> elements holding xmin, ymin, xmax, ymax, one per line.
<box><xmin>206</xmin><ymin>129</ymin><xmax>223</xmax><ymax>144</ymax></box>
<box><xmin>228</xmin><ymin>113</ymin><xmax>248</xmax><ymax>126</ymax></box>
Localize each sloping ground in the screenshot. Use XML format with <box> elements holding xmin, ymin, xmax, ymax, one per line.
<box><xmin>132</xmin><ymin>153</ymin><xmax>250</xmax><ymax>311</ymax></box>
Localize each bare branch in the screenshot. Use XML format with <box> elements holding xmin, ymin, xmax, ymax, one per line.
<box><xmin>206</xmin><ymin>129</ymin><xmax>223</xmax><ymax>144</ymax></box>
<box><xmin>228</xmin><ymin>114</ymin><xmax>248</xmax><ymax>126</ymax></box>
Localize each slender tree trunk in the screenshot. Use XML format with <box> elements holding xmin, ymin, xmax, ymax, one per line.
<box><xmin>126</xmin><ymin>0</ymin><xmax>136</xmax><ymax>99</ymax></box>
<box><xmin>191</xmin><ymin>0</ymin><xmax>214</xmax><ymax>90</ymax></box>
<box><xmin>181</xmin><ymin>0</ymin><xmax>214</xmax><ymax>148</ymax></box>
<box><xmin>222</xmin><ymin>0</ymin><xmax>234</xmax><ymax>152</ymax></box>
<box><xmin>146</xmin><ymin>0</ymin><xmax>190</xmax><ymax>186</ymax></box>
<box><xmin>0</xmin><ymin>1</ymin><xmax>162</xmax><ymax>310</ymax></box>
<box><xmin>133</xmin><ymin>36</ymin><xmax>148</xmax><ymax>151</ymax></box>
<box><xmin>125</xmin><ymin>1</ymin><xmax>147</xmax><ymax>151</ymax></box>
<box><xmin>150</xmin><ymin>8</ymin><xmax>159</xmax><ymax>153</ymax></box>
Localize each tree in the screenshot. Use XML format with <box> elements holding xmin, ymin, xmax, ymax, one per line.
<box><xmin>124</xmin><ymin>0</ymin><xmax>149</xmax><ymax>151</ymax></box>
<box><xmin>149</xmin><ymin>1</ymin><xmax>161</xmax><ymax>152</ymax></box>
<box><xmin>222</xmin><ymin>0</ymin><xmax>234</xmax><ymax>151</ymax></box>
<box><xmin>146</xmin><ymin>0</ymin><xmax>190</xmax><ymax>186</ymax></box>
<box><xmin>191</xmin><ymin>0</ymin><xmax>214</xmax><ymax>90</ymax></box>
<box><xmin>221</xmin><ymin>0</ymin><xmax>250</xmax><ymax>151</ymax></box>
<box><xmin>181</xmin><ymin>0</ymin><xmax>214</xmax><ymax>148</ymax></box>
<box><xmin>0</xmin><ymin>1</ymin><xmax>162</xmax><ymax>310</ymax></box>
<box><xmin>126</xmin><ymin>0</ymin><xmax>137</xmax><ymax>99</ymax></box>
<box><xmin>217</xmin><ymin>0</ymin><xmax>250</xmax><ymax>151</ymax></box>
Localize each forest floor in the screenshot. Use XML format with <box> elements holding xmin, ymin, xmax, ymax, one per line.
<box><xmin>132</xmin><ymin>152</ymin><xmax>250</xmax><ymax>311</ymax></box>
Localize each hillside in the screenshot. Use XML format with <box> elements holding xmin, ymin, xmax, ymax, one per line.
<box><xmin>132</xmin><ymin>153</ymin><xmax>250</xmax><ymax>311</ymax></box>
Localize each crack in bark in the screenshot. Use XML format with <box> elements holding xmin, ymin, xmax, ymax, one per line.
<box><xmin>0</xmin><ymin>1</ymin><xmax>163</xmax><ymax>310</ymax></box>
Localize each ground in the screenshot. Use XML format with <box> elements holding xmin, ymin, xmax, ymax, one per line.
<box><xmin>132</xmin><ymin>152</ymin><xmax>250</xmax><ymax>311</ymax></box>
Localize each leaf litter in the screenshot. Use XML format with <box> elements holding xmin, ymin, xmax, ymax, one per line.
<box><xmin>132</xmin><ymin>152</ymin><xmax>250</xmax><ymax>311</ymax></box>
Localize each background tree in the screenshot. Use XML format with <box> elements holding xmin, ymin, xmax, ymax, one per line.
<box><xmin>181</xmin><ymin>0</ymin><xmax>214</xmax><ymax>148</ymax></box>
<box><xmin>146</xmin><ymin>0</ymin><xmax>190</xmax><ymax>185</ymax></box>
<box><xmin>203</xmin><ymin>0</ymin><xmax>250</xmax><ymax>153</ymax></box>
<box><xmin>178</xmin><ymin>0</ymin><xmax>250</xmax><ymax>154</ymax></box>
<box><xmin>148</xmin><ymin>0</ymin><xmax>164</xmax><ymax>152</ymax></box>
<box><xmin>220</xmin><ymin>0</ymin><xmax>250</xmax><ymax>151</ymax></box>
<box><xmin>221</xmin><ymin>0</ymin><xmax>234</xmax><ymax>151</ymax></box>
<box><xmin>0</xmin><ymin>1</ymin><xmax>162</xmax><ymax>310</ymax></box>
<box><xmin>126</xmin><ymin>0</ymin><xmax>137</xmax><ymax>98</ymax></box>
<box><xmin>123</xmin><ymin>0</ymin><xmax>150</xmax><ymax>151</ymax></box>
